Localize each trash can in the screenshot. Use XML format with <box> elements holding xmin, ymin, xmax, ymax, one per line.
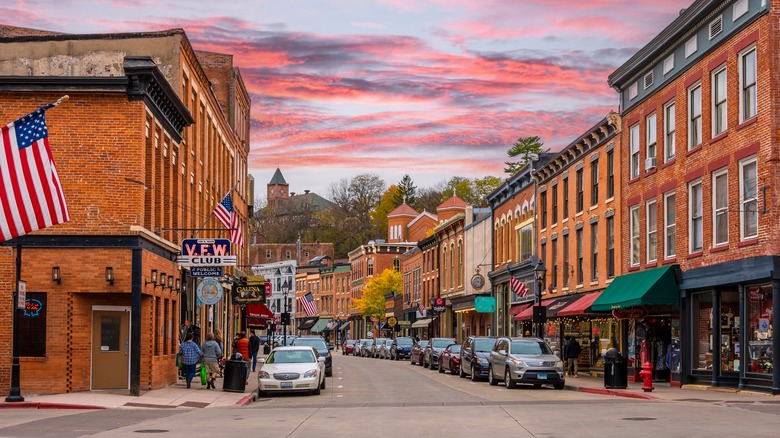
<box><xmin>263</xmin><ymin>343</ymin><xmax>271</xmax><ymax>355</ymax></box>
<box><xmin>604</xmin><ymin>347</ymin><xmax>627</xmax><ymax>389</ymax></box>
<box><xmin>223</xmin><ymin>359</ymin><xmax>248</xmax><ymax>392</ymax></box>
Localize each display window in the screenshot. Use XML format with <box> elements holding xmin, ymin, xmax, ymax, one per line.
<box><xmin>720</xmin><ymin>290</ymin><xmax>739</xmax><ymax>374</ymax></box>
<box><xmin>692</xmin><ymin>292</ymin><xmax>713</xmax><ymax>371</ymax></box>
<box><xmin>747</xmin><ymin>284</ymin><xmax>772</xmax><ymax>375</ymax></box>
<box><xmin>590</xmin><ymin>319</ymin><xmax>619</xmax><ymax>369</ymax></box>
<box><xmin>563</xmin><ymin>321</ymin><xmax>592</xmax><ymax>370</ymax></box>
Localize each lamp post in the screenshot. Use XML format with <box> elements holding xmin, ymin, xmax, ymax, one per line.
<box><xmin>533</xmin><ymin>261</ymin><xmax>547</xmax><ymax>339</ymax></box>
<box><xmin>282</xmin><ymin>279</ymin><xmax>291</xmax><ymax>346</ymax></box>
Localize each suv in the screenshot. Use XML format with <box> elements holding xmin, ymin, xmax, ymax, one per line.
<box><xmin>459</xmin><ymin>336</ymin><xmax>496</xmax><ymax>381</ymax></box>
<box><xmin>390</xmin><ymin>337</ymin><xmax>414</xmax><ymax>360</ymax></box>
<box><xmin>290</xmin><ymin>336</ymin><xmax>334</xmax><ymax>376</ymax></box>
<box><xmin>487</xmin><ymin>337</ymin><xmax>565</xmax><ymax>389</ymax></box>
<box><xmin>423</xmin><ymin>337</ymin><xmax>457</xmax><ymax>370</ymax></box>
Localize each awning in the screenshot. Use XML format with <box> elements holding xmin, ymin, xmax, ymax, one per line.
<box><xmin>338</xmin><ymin>321</ymin><xmax>351</xmax><ymax>331</ymax></box>
<box><xmin>544</xmin><ymin>295</ymin><xmax>581</xmax><ymax>319</ymax></box>
<box><xmin>411</xmin><ymin>318</ymin><xmax>432</xmax><ymax>328</ymax></box>
<box><xmin>246</xmin><ymin>317</ymin><xmax>268</xmax><ymax>328</ymax></box>
<box><xmin>558</xmin><ymin>292</ymin><xmax>603</xmax><ymax>317</ymax></box>
<box><xmin>592</xmin><ymin>265</ymin><xmax>680</xmax><ymax>311</ymax></box>
<box><xmin>246</xmin><ymin>303</ymin><xmax>274</xmax><ymax>319</ymax></box>
<box><xmin>509</xmin><ymin>302</ymin><xmax>533</xmax><ymax>316</ymax></box>
<box><xmin>310</xmin><ymin>318</ymin><xmax>332</xmax><ymax>333</ymax></box>
<box><xmin>297</xmin><ymin>316</ymin><xmax>319</xmax><ymax>330</ymax></box>
<box><xmin>514</xmin><ymin>298</ymin><xmax>556</xmax><ymax>321</ymax></box>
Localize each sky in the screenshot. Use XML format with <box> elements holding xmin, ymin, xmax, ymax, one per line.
<box><xmin>4</xmin><ymin>0</ymin><xmax>686</xmax><ymax>200</ymax></box>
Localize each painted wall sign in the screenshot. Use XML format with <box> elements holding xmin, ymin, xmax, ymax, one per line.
<box><xmin>612</xmin><ymin>308</ymin><xmax>649</xmax><ymax>320</ymax></box>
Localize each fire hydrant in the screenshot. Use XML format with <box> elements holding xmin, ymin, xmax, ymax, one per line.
<box><xmin>639</xmin><ymin>339</ymin><xmax>654</xmax><ymax>392</ymax></box>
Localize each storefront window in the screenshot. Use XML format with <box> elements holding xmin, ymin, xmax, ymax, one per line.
<box><xmin>591</xmin><ymin>319</ymin><xmax>619</xmax><ymax>369</ymax></box>
<box><xmin>627</xmin><ymin>320</ymin><xmax>636</xmax><ymax>368</ymax></box>
<box><xmin>693</xmin><ymin>292</ymin><xmax>713</xmax><ymax>371</ymax></box>
<box><xmin>720</xmin><ymin>291</ymin><xmax>740</xmax><ymax>373</ymax></box>
<box><xmin>563</xmin><ymin>321</ymin><xmax>592</xmax><ymax>370</ymax></box>
<box><xmin>669</xmin><ymin>318</ymin><xmax>680</xmax><ymax>373</ymax></box>
<box><xmin>543</xmin><ymin>322</ymin><xmax>561</xmax><ymax>359</ymax></box>
<box><xmin>747</xmin><ymin>284</ymin><xmax>773</xmax><ymax>374</ymax></box>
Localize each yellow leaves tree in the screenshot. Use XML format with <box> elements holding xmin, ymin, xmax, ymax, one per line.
<box><xmin>353</xmin><ymin>269</ymin><xmax>402</xmax><ymax>322</ymax></box>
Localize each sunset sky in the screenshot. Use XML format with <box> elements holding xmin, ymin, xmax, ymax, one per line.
<box><xmin>5</xmin><ymin>0</ymin><xmax>685</xmax><ymax>199</ymax></box>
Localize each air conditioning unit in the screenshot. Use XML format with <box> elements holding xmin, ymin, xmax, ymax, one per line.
<box><xmin>645</xmin><ymin>157</ymin><xmax>657</xmax><ymax>170</ymax></box>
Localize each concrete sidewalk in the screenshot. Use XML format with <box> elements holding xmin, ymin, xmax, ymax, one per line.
<box><xmin>0</xmin><ymin>368</ymin><xmax>259</xmax><ymax>410</ymax></box>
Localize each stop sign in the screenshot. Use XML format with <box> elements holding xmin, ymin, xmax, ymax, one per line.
<box><xmin>265</xmin><ymin>281</ymin><xmax>273</xmax><ymax>298</ymax></box>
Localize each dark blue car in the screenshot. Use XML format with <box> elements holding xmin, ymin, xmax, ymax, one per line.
<box><xmin>291</xmin><ymin>336</ymin><xmax>334</xmax><ymax>376</ymax></box>
<box><xmin>459</xmin><ymin>336</ymin><xmax>495</xmax><ymax>381</ymax></box>
<box><xmin>390</xmin><ymin>337</ymin><xmax>414</xmax><ymax>360</ymax></box>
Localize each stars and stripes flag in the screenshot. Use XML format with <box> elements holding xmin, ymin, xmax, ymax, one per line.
<box><xmin>417</xmin><ymin>301</ymin><xmax>426</xmax><ymax>315</ymax></box>
<box><xmin>509</xmin><ymin>275</ymin><xmax>529</xmax><ymax>298</ymax></box>
<box><xmin>1</xmin><ymin>101</ymin><xmax>70</xmax><ymax>243</ymax></box>
<box><xmin>212</xmin><ymin>192</ymin><xmax>244</xmax><ymax>247</ymax></box>
<box><xmin>299</xmin><ymin>292</ymin><xmax>318</xmax><ymax>316</ymax></box>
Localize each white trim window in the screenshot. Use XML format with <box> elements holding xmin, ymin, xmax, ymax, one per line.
<box><xmin>646</xmin><ymin>199</ymin><xmax>658</xmax><ymax>263</ymax></box>
<box><xmin>685</xmin><ymin>36</ymin><xmax>698</xmax><ymax>58</ymax></box>
<box><xmin>713</xmin><ymin>169</ymin><xmax>729</xmax><ymax>247</ymax></box>
<box><xmin>663</xmin><ymin>54</ymin><xmax>674</xmax><ymax>75</ymax></box>
<box><xmin>664</xmin><ymin>101</ymin><xmax>676</xmax><ymax>162</ymax></box>
<box><xmin>630</xmin><ymin>123</ymin><xmax>640</xmax><ymax>179</ymax></box>
<box><xmin>740</xmin><ymin>157</ymin><xmax>758</xmax><ymax>240</ymax></box>
<box><xmin>739</xmin><ymin>47</ymin><xmax>757</xmax><ymax>122</ymax></box>
<box><xmin>646</xmin><ymin>113</ymin><xmax>657</xmax><ymax>166</ymax></box>
<box><xmin>733</xmin><ymin>0</ymin><xmax>748</xmax><ymax>21</ymax></box>
<box><xmin>664</xmin><ymin>192</ymin><xmax>676</xmax><ymax>259</ymax></box>
<box><xmin>712</xmin><ymin>66</ymin><xmax>728</xmax><ymax>136</ymax></box>
<box><xmin>630</xmin><ymin>205</ymin><xmax>640</xmax><ymax>267</ymax></box>
<box><xmin>689</xmin><ymin>83</ymin><xmax>702</xmax><ymax>149</ymax></box>
<box><xmin>689</xmin><ymin>180</ymin><xmax>703</xmax><ymax>253</ymax></box>
<box><xmin>629</xmin><ymin>82</ymin><xmax>638</xmax><ymax>100</ymax></box>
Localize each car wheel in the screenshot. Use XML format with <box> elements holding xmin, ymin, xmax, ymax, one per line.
<box><xmin>505</xmin><ymin>369</ymin><xmax>516</xmax><ymax>389</ymax></box>
<box><xmin>423</xmin><ymin>358</ymin><xmax>429</xmax><ymax>368</ymax></box>
<box><xmin>313</xmin><ymin>385</ymin><xmax>321</xmax><ymax>396</ymax></box>
<box><xmin>326</xmin><ymin>370</ymin><xmax>332</xmax><ymax>377</ymax></box>
<box><xmin>554</xmin><ymin>382</ymin><xmax>565</xmax><ymax>390</ymax></box>
<box><xmin>258</xmin><ymin>389</ymin><xmax>267</xmax><ymax>398</ymax></box>
<box><xmin>459</xmin><ymin>363</ymin><xmax>466</xmax><ymax>378</ymax></box>
<box><xmin>471</xmin><ymin>365</ymin><xmax>479</xmax><ymax>382</ymax></box>
<box><xmin>438</xmin><ymin>362</ymin><xmax>445</xmax><ymax>373</ymax></box>
<box><xmin>451</xmin><ymin>363</ymin><xmax>458</xmax><ymax>375</ymax></box>
<box><xmin>488</xmin><ymin>366</ymin><xmax>498</xmax><ymax>386</ymax></box>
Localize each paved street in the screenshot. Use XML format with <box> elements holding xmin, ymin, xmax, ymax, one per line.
<box><xmin>2</xmin><ymin>353</ymin><xmax>780</xmax><ymax>437</ymax></box>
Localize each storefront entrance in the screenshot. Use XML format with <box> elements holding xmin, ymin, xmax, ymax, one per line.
<box><xmin>91</xmin><ymin>307</ymin><xmax>130</xmax><ymax>390</ymax></box>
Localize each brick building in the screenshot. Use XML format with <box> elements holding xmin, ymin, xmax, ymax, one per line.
<box><xmin>0</xmin><ymin>26</ymin><xmax>250</xmax><ymax>396</ymax></box>
<box><xmin>606</xmin><ymin>0</ymin><xmax>779</xmax><ymax>392</ymax></box>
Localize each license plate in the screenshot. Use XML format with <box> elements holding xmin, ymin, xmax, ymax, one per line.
<box><xmin>280</xmin><ymin>381</ymin><xmax>293</xmax><ymax>388</ymax></box>
<box><xmin>537</xmin><ymin>373</ymin><xmax>547</xmax><ymax>380</ymax></box>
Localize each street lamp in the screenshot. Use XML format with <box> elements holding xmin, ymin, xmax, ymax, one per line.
<box><xmin>281</xmin><ymin>279</ymin><xmax>291</xmax><ymax>346</ymax></box>
<box><xmin>533</xmin><ymin>261</ymin><xmax>547</xmax><ymax>339</ymax></box>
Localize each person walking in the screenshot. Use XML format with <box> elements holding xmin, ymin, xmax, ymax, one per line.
<box><xmin>233</xmin><ymin>331</ymin><xmax>251</xmax><ymax>385</ymax></box>
<box><xmin>201</xmin><ymin>333</ymin><xmax>222</xmax><ymax>389</ymax></box>
<box><xmin>178</xmin><ymin>332</ymin><xmax>202</xmax><ymax>388</ymax></box>
<box><xmin>214</xmin><ymin>329</ymin><xmax>225</xmax><ymax>378</ymax></box>
<box><xmin>565</xmin><ymin>336</ymin><xmax>582</xmax><ymax>378</ymax></box>
<box><xmin>249</xmin><ymin>329</ymin><xmax>261</xmax><ymax>372</ymax></box>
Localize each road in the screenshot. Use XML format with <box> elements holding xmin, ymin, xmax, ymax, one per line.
<box><xmin>2</xmin><ymin>354</ymin><xmax>780</xmax><ymax>437</ymax></box>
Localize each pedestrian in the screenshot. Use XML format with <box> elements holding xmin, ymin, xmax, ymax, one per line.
<box><xmin>201</xmin><ymin>333</ymin><xmax>222</xmax><ymax>389</ymax></box>
<box><xmin>249</xmin><ymin>329</ymin><xmax>261</xmax><ymax>372</ymax></box>
<box><xmin>214</xmin><ymin>329</ymin><xmax>225</xmax><ymax>377</ymax></box>
<box><xmin>233</xmin><ymin>331</ymin><xmax>251</xmax><ymax>384</ymax></box>
<box><xmin>178</xmin><ymin>332</ymin><xmax>202</xmax><ymax>388</ymax></box>
<box><xmin>565</xmin><ymin>336</ymin><xmax>582</xmax><ymax>378</ymax></box>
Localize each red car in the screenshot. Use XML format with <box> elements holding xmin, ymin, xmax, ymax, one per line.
<box><xmin>439</xmin><ymin>344</ymin><xmax>461</xmax><ymax>375</ymax></box>
<box><xmin>410</xmin><ymin>340</ymin><xmax>429</xmax><ymax>365</ymax></box>
<box><xmin>343</xmin><ymin>340</ymin><xmax>357</xmax><ymax>355</ymax></box>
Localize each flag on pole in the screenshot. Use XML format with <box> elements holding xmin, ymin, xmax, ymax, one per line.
<box><xmin>509</xmin><ymin>276</ymin><xmax>529</xmax><ymax>298</ymax></box>
<box><xmin>299</xmin><ymin>292</ymin><xmax>318</xmax><ymax>316</ymax></box>
<box><xmin>1</xmin><ymin>102</ymin><xmax>70</xmax><ymax>243</ymax></box>
<box><xmin>417</xmin><ymin>301</ymin><xmax>426</xmax><ymax>315</ymax></box>
<box><xmin>212</xmin><ymin>192</ymin><xmax>244</xmax><ymax>247</ymax></box>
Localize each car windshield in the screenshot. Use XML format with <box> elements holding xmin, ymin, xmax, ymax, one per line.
<box><xmin>292</xmin><ymin>338</ymin><xmax>327</xmax><ymax>350</ymax></box>
<box><xmin>432</xmin><ymin>339</ymin><xmax>455</xmax><ymax>348</ymax></box>
<box><xmin>510</xmin><ymin>341</ymin><xmax>553</xmax><ymax>356</ymax></box>
<box><xmin>474</xmin><ymin>339</ymin><xmax>494</xmax><ymax>352</ymax></box>
<box><xmin>448</xmin><ymin>345</ymin><xmax>462</xmax><ymax>354</ymax></box>
<box><xmin>267</xmin><ymin>349</ymin><xmax>316</xmax><ymax>364</ymax></box>
<box><xmin>365</xmin><ymin>340</ymin><xmax>374</xmax><ymax>346</ymax></box>
<box><xmin>347</xmin><ymin>340</ymin><xmax>356</xmax><ymax>345</ymax></box>
<box><xmin>418</xmin><ymin>341</ymin><xmax>429</xmax><ymax>348</ymax></box>
<box><xmin>385</xmin><ymin>340</ymin><xmax>393</xmax><ymax>346</ymax></box>
<box><xmin>396</xmin><ymin>338</ymin><xmax>413</xmax><ymax>346</ymax></box>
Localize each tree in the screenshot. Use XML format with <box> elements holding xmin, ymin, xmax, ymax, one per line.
<box><xmin>440</xmin><ymin>176</ymin><xmax>502</xmax><ymax>208</ymax></box>
<box><xmin>392</xmin><ymin>174</ymin><xmax>417</xmax><ymax>206</ymax></box>
<box><xmin>322</xmin><ymin>174</ymin><xmax>387</xmax><ymax>258</ymax></box>
<box><xmin>353</xmin><ymin>269</ymin><xmax>402</xmax><ymax>322</ymax></box>
<box><xmin>373</xmin><ymin>185</ymin><xmax>401</xmax><ymax>239</ymax></box>
<box><xmin>414</xmin><ymin>181</ymin><xmax>447</xmax><ymax>213</ymax></box>
<box><xmin>504</xmin><ymin>136</ymin><xmax>546</xmax><ymax>175</ymax></box>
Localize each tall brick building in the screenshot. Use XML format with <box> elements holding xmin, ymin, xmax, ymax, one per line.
<box><xmin>0</xmin><ymin>26</ymin><xmax>250</xmax><ymax>395</ymax></box>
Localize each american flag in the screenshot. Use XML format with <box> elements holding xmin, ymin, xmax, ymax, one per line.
<box><xmin>1</xmin><ymin>102</ymin><xmax>69</xmax><ymax>243</ymax></box>
<box><xmin>212</xmin><ymin>192</ymin><xmax>244</xmax><ymax>247</ymax></box>
<box><xmin>417</xmin><ymin>301</ymin><xmax>426</xmax><ymax>315</ymax></box>
<box><xmin>299</xmin><ymin>292</ymin><xmax>318</xmax><ymax>316</ymax></box>
<box><xmin>509</xmin><ymin>276</ymin><xmax>529</xmax><ymax>298</ymax></box>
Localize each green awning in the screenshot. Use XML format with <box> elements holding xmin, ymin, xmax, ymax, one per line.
<box><xmin>592</xmin><ymin>265</ymin><xmax>680</xmax><ymax>311</ymax></box>
<box><xmin>309</xmin><ymin>318</ymin><xmax>332</xmax><ymax>333</ymax></box>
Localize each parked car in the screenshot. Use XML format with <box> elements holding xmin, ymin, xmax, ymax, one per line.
<box><xmin>423</xmin><ymin>337</ymin><xmax>457</xmax><ymax>370</ymax></box>
<box><xmin>360</xmin><ymin>338</ymin><xmax>376</xmax><ymax>357</ymax></box>
<box><xmin>487</xmin><ymin>337</ymin><xmax>565</xmax><ymax>390</ymax></box>
<box><xmin>410</xmin><ymin>340</ymin><xmax>429</xmax><ymax>365</ymax></box>
<box><xmin>378</xmin><ymin>339</ymin><xmax>394</xmax><ymax>359</ymax></box>
<box><xmin>372</xmin><ymin>338</ymin><xmax>389</xmax><ymax>358</ymax></box>
<box><xmin>343</xmin><ymin>340</ymin><xmax>357</xmax><ymax>355</ymax></box>
<box><xmin>354</xmin><ymin>339</ymin><xmax>367</xmax><ymax>356</ymax></box>
<box><xmin>290</xmin><ymin>336</ymin><xmax>333</xmax><ymax>376</ymax></box>
<box><xmin>439</xmin><ymin>344</ymin><xmax>462</xmax><ymax>375</ymax></box>
<box><xmin>257</xmin><ymin>346</ymin><xmax>326</xmax><ymax>397</ymax></box>
<box><xmin>390</xmin><ymin>337</ymin><xmax>414</xmax><ymax>360</ymax></box>
<box><xmin>459</xmin><ymin>336</ymin><xmax>496</xmax><ymax>381</ymax></box>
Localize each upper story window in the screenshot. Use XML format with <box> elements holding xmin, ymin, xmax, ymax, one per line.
<box><xmin>712</xmin><ymin>66</ymin><xmax>728</xmax><ymax>136</ymax></box>
<box><xmin>713</xmin><ymin>168</ymin><xmax>729</xmax><ymax>247</ymax></box>
<box><xmin>646</xmin><ymin>199</ymin><xmax>658</xmax><ymax>263</ymax></box>
<box><xmin>646</xmin><ymin>113</ymin><xmax>657</xmax><ymax>170</ymax></box>
<box><xmin>606</xmin><ymin>150</ymin><xmax>614</xmax><ymax>198</ymax></box>
<box><xmin>664</xmin><ymin>191</ymin><xmax>676</xmax><ymax>259</ymax></box>
<box><xmin>518</xmin><ymin>224</ymin><xmax>533</xmax><ymax>262</ymax></box>
<box><xmin>562</xmin><ymin>177</ymin><xmax>569</xmax><ymax>217</ymax></box>
<box><xmin>630</xmin><ymin>124</ymin><xmax>640</xmax><ymax>179</ymax></box>
<box><xmin>630</xmin><ymin>205</ymin><xmax>640</xmax><ymax>267</ymax></box>
<box><xmin>689</xmin><ymin>180</ymin><xmax>704</xmax><ymax>253</ymax></box>
<box><xmin>663</xmin><ymin>54</ymin><xmax>674</xmax><ymax>75</ymax></box>
<box><xmin>734</xmin><ymin>0</ymin><xmax>748</xmax><ymax>20</ymax></box>
<box><xmin>685</xmin><ymin>36</ymin><xmax>698</xmax><ymax>58</ymax></box>
<box><xmin>576</xmin><ymin>169</ymin><xmax>584</xmax><ymax>212</ymax></box>
<box><xmin>629</xmin><ymin>82</ymin><xmax>638</xmax><ymax>100</ymax></box>
<box><xmin>740</xmin><ymin>47</ymin><xmax>757</xmax><ymax>122</ymax></box>
<box><xmin>688</xmin><ymin>83</ymin><xmax>703</xmax><ymax>149</ymax></box>
<box><xmin>551</xmin><ymin>184</ymin><xmax>558</xmax><ymax>225</ymax></box>
<box><xmin>367</xmin><ymin>258</ymin><xmax>374</xmax><ymax>276</ymax></box>
<box><xmin>664</xmin><ymin>101</ymin><xmax>676</xmax><ymax>162</ymax></box>
<box><xmin>393</xmin><ymin>258</ymin><xmax>401</xmax><ymax>272</ymax></box>
<box><xmin>591</xmin><ymin>159</ymin><xmax>599</xmax><ymax>206</ymax></box>
<box><xmin>590</xmin><ymin>223</ymin><xmax>598</xmax><ymax>282</ymax></box>
<box><xmin>540</xmin><ymin>191</ymin><xmax>547</xmax><ymax>229</ymax></box>
<box><xmin>740</xmin><ymin>157</ymin><xmax>758</xmax><ymax>240</ymax></box>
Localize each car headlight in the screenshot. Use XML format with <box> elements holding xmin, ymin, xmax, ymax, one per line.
<box><xmin>258</xmin><ymin>371</ymin><xmax>270</xmax><ymax>379</ymax></box>
<box><xmin>510</xmin><ymin>359</ymin><xmax>527</xmax><ymax>368</ymax></box>
<box><xmin>477</xmin><ymin>358</ymin><xmax>488</xmax><ymax>364</ymax></box>
<box><xmin>554</xmin><ymin>361</ymin><xmax>564</xmax><ymax>371</ymax></box>
<box><xmin>304</xmin><ymin>369</ymin><xmax>319</xmax><ymax>378</ymax></box>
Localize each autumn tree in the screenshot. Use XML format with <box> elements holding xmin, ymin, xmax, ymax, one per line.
<box><xmin>504</xmin><ymin>136</ymin><xmax>546</xmax><ymax>175</ymax></box>
<box><xmin>441</xmin><ymin>176</ymin><xmax>502</xmax><ymax>207</ymax></box>
<box><xmin>353</xmin><ymin>269</ymin><xmax>402</xmax><ymax>323</ymax></box>
<box><xmin>372</xmin><ymin>185</ymin><xmax>401</xmax><ymax>240</ymax></box>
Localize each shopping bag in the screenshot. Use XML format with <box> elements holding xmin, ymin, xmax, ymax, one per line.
<box><xmin>176</xmin><ymin>353</ymin><xmax>182</xmax><ymax>369</ymax></box>
<box><xmin>200</xmin><ymin>364</ymin><xmax>208</xmax><ymax>385</ymax></box>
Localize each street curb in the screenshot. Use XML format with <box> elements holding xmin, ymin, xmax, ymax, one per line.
<box><xmin>567</xmin><ymin>385</ymin><xmax>658</xmax><ymax>400</ymax></box>
<box><xmin>235</xmin><ymin>394</ymin><xmax>254</xmax><ymax>406</ymax></box>
<box><xmin>0</xmin><ymin>402</ymin><xmax>105</xmax><ymax>410</ymax></box>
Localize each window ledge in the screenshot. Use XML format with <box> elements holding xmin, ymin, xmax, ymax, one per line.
<box><xmin>687</xmin><ymin>250</ymin><xmax>703</xmax><ymax>259</ymax></box>
<box><xmin>662</xmin><ymin>157</ymin><xmax>676</xmax><ymax>168</ymax></box>
<box><xmin>662</xmin><ymin>257</ymin><xmax>677</xmax><ymax>264</ymax></box>
<box><xmin>628</xmin><ymin>265</ymin><xmax>640</xmax><ymax>272</ymax></box>
<box><xmin>737</xmin><ymin>238</ymin><xmax>758</xmax><ymax>247</ymax></box>
<box><xmin>644</xmin><ymin>262</ymin><xmax>658</xmax><ymax>269</ymax></box>
<box><xmin>710</xmin><ymin>131</ymin><xmax>728</xmax><ymax>144</ymax></box>
<box><xmin>589</xmin><ymin>281</ymin><xmax>599</xmax><ymax>286</ymax></box>
<box><xmin>575</xmin><ymin>212</ymin><xmax>584</xmax><ymax>218</ymax></box>
<box><xmin>736</xmin><ymin>116</ymin><xmax>757</xmax><ymax>131</ymax></box>
<box><xmin>19</xmin><ymin>356</ymin><xmax>47</xmax><ymax>362</ymax></box>
<box><xmin>686</xmin><ymin>145</ymin><xmax>703</xmax><ymax>157</ymax></box>
<box><xmin>710</xmin><ymin>244</ymin><xmax>729</xmax><ymax>253</ymax></box>
<box><xmin>589</xmin><ymin>205</ymin><xmax>599</xmax><ymax>211</ymax></box>
<box><xmin>628</xmin><ymin>176</ymin><xmax>640</xmax><ymax>184</ymax></box>
<box><xmin>645</xmin><ymin>167</ymin><xmax>658</xmax><ymax>176</ymax></box>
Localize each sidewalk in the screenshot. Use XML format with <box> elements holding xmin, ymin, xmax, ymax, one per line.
<box><xmin>0</xmin><ymin>368</ymin><xmax>259</xmax><ymax>410</ymax></box>
<box><xmin>563</xmin><ymin>373</ymin><xmax>778</xmax><ymax>402</ymax></box>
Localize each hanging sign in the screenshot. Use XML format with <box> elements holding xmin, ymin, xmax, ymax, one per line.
<box><xmin>17</xmin><ymin>280</ymin><xmax>26</xmax><ymax>309</ymax></box>
<box><xmin>196</xmin><ymin>278</ymin><xmax>224</xmax><ymax>305</ymax></box>
<box><xmin>177</xmin><ymin>238</ymin><xmax>236</xmax><ymax>267</ymax></box>
<box><xmin>433</xmin><ymin>297</ymin><xmax>446</xmax><ymax>313</ymax></box>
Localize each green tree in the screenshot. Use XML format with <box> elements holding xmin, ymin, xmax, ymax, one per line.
<box><xmin>392</xmin><ymin>174</ymin><xmax>417</xmax><ymax>206</ymax></box>
<box><xmin>373</xmin><ymin>185</ymin><xmax>401</xmax><ymax>239</ymax></box>
<box><xmin>353</xmin><ymin>269</ymin><xmax>402</xmax><ymax>322</ymax></box>
<box><xmin>504</xmin><ymin>136</ymin><xmax>546</xmax><ymax>175</ymax></box>
<box><xmin>440</xmin><ymin>176</ymin><xmax>502</xmax><ymax>208</ymax></box>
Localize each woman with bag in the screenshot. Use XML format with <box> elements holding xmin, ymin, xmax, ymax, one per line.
<box><xmin>178</xmin><ymin>333</ymin><xmax>202</xmax><ymax>388</ymax></box>
<box><xmin>201</xmin><ymin>333</ymin><xmax>222</xmax><ymax>389</ymax></box>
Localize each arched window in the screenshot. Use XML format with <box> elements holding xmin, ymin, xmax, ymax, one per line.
<box><xmin>450</xmin><ymin>241</ymin><xmax>455</xmax><ymax>289</ymax></box>
<box><xmin>458</xmin><ymin>240</ymin><xmax>464</xmax><ymax>286</ymax></box>
<box><xmin>393</xmin><ymin>258</ymin><xmax>400</xmax><ymax>271</ymax></box>
<box><xmin>441</xmin><ymin>246</ymin><xmax>448</xmax><ymax>290</ymax></box>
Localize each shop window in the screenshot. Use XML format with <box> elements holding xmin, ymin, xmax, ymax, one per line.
<box><xmin>720</xmin><ymin>291</ymin><xmax>740</xmax><ymax>373</ymax></box>
<box><xmin>16</xmin><ymin>292</ymin><xmax>47</xmax><ymax>357</ymax></box>
<box><xmin>692</xmin><ymin>292</ymin><xmax>713</xmax><ymax>371</ymax></box>
<box><xmin>747</xmin><ymin>284</ymin><xmax>773</xmax><ymax>374</ymax></box>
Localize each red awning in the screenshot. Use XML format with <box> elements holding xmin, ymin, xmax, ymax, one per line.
<box><xmin>509</xmin><ymin>302</ymin><xmax>533</xmax><ymax>316</ymax></box>
<box><xmin>246</xmin><ymin>303</ymin><xmax>274</xmax><ymax>319</ymax></box>
<box><xmin>514</xmin><ymin>298</ymin><xmax>556</xmax><ymax>321</ymax></box>
<box><xmin>246</xmin><ymin>317</ymin><xmax>268</xmax><ymax>328</ymax></box>
<box><xmin>557</xmin><ymin>292</ymin><xmax>603</xmax><ymax>317</ymax></box>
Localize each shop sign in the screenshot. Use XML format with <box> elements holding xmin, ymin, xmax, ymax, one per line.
<box><xmin>612</xmin><ymin>308</ymin><xmax>648</xmax><ymax>320</ymax></box>
<box><xmin>475</xmin><ymin>296</ymin><xmax>496</xmax><ymax>313</ymax></box>
<box><xmin>190</xmin><ymin>267</ymin><xmax>223</xmax><ymax>278</ymax></box>
<box><xmin>387</xmin><ymin>317</ymin><xmax>398</xmax><ymax>327</ymax></box>
<box><xmin>196</xmin><ymin>278</ymin><xmax>224</xmax><ymax>306</ymax></box>
<box><xmin>433</xmin><ymin>297</ymin><xmax>446</xmax><ymax>313</ymax></box>
<box><xmin>234</xmin><ymin>285</ymin><xmax>266</xmax><ymax>304</ymax></box>
<box><xmin>177</xmin><ymin>238</ymin><xmax>236</xmax><ymax>267</ymax></box>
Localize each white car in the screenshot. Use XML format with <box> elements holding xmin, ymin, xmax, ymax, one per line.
<box><xmin>257</xmin><ymin>346</ymin><xmax>326</xmax><ymax>396</ymax></box>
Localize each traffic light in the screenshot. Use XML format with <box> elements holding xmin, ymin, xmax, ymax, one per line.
<box><xmin>281</xmin><ymin>312</ymin><xmax>290</xmax><ymax>325</ymax></box>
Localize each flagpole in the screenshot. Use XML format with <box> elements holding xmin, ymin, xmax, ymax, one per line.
<box><xmin>192</xmin><ymin>179</ymin><xmax>240</xmax><ymax>238</ymax></box>
<box><xmin>6</xmin><ymin>242</ymin><xmax>23</xmax><ymax>402</ymax></box>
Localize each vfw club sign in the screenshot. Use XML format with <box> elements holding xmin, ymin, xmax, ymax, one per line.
<box><xmin>177</xmin><ymin>238</ymin><xmax>236</xmax><ymax>267</ymax></box>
